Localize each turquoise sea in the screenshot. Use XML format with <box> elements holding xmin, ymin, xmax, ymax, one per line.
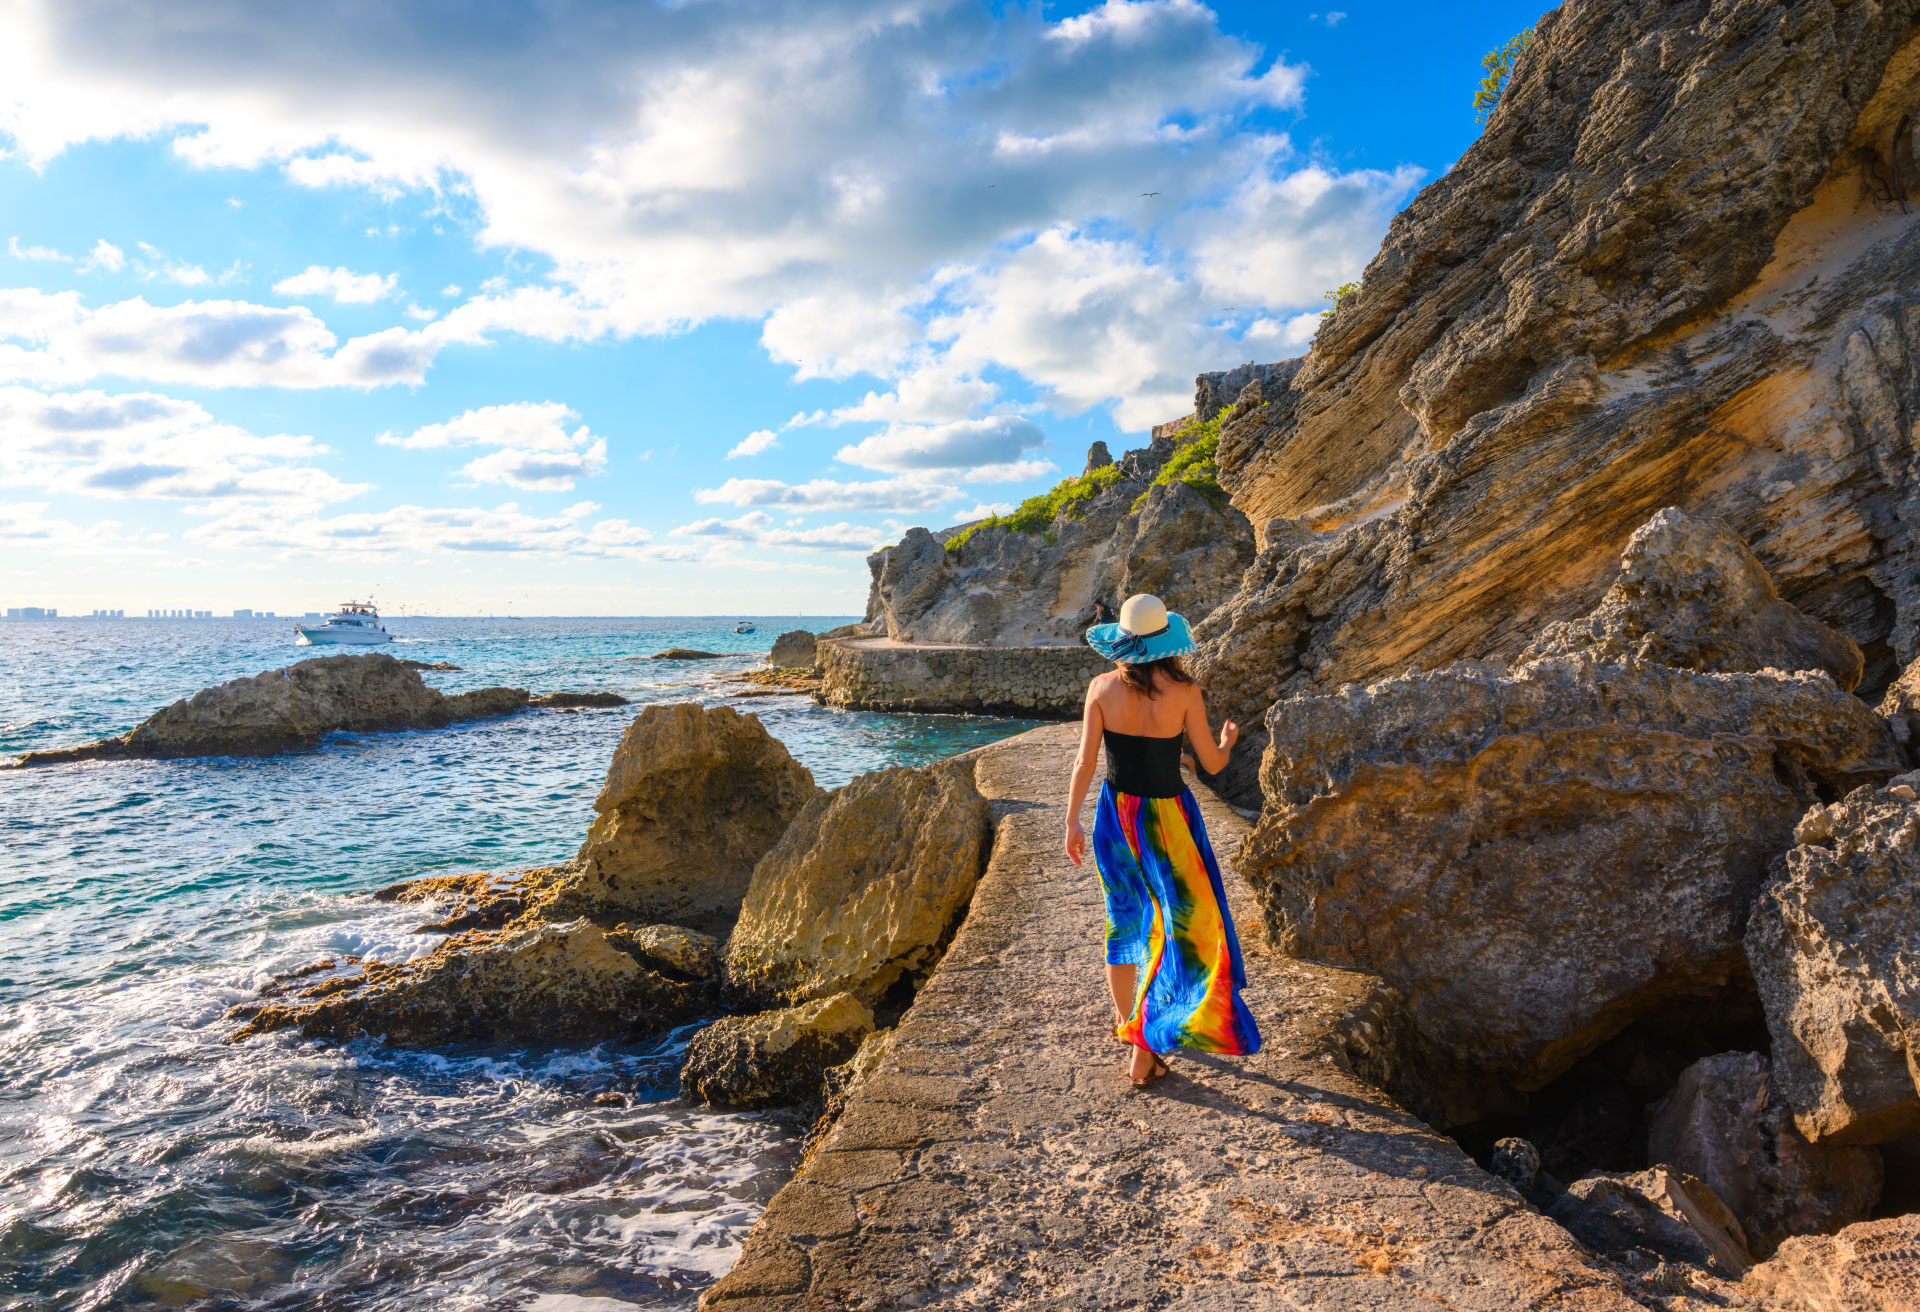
<box><xmin>0</xmin><ymin>617</ymin><xmax>1038</xmax><ymax>1311</ymax></box>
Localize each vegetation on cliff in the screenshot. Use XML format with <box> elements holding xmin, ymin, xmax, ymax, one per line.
<box><xmin>1132</xmin><ymin>405</ymin><xmax>1240</xmax><ymax>511</ymax></box>
<box><xmin>943</xmin><ymin>463</ymin><xmax>1124</xmax><ymax>553</ymax></box>
<box><xmin>1473</xmin><ymin>26</ymin><xmax>1533</xmax><ymax>123</ymax></box>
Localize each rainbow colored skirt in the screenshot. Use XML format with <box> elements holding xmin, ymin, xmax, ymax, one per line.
<box><xmin>1092</xmin><ymin>783</ymin><xmax>1262</xmax><ymax>1055</ymax></box>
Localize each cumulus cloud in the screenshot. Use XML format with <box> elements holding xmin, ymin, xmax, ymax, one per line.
<box><xmin>0</xmin><ymin>384</ymin><xmax>368</xmax><ymax>507</ymax></box>
<box><xmin>671</xmin><ymin>509</ymin><xmax>882</xmax><ymax>552</ymax></box>
<box><xmin>0</xmin><ymin>289</ymin><xmax>439</xmax><ymax>389</ymax></box>
<box><xmin>9</xmin><ymin>236</ymin><xmax>68</xmax><ymax>262</ymax></box>
<box><xmin>0</xmin><ymin>499</ymin><xmax>153</xmax><ymax>552</ymax></box>
<box><xmin>726</xmin><ymin>429</ymin><xmax>778</xmax><ymax>460</ymax></box>
<box><xmin>0</xmin><ymin>0</ymin><xmax>1414</xmax><ymax>432</ymax></box>
<box><xmin>274</xmin><ymin>265</ymin><xmax>398</xmax><ymax>303</ymax></box>
<box><xmin>135</xmin><ymin>242</ymin><xmax>210</xmax><ymax>285</ymax></box>
<box><xmin>78</xmin><ymin>238</ymin><xmax>124</xmax><ymax>273</ymax></box>
<box><xmin>185</xmin><ymin>500</ymin><xmax>668</xmax><ymax>560</ymax></box>
<box><xmin>694</xmin><ymin>475</ymin><xmax>958</xmax><ymax>513</ymax></box>
<box><xmin>835</xmin><ymin>414</ymin><xmax>1049</xmax><ymax>478</ymax></box>
<box><xmin>460</xmin><ymin>439</ymin><xmax>607</xmax><ymax>491</ymax></box>
<box><xmin>380</xmin><ymin>401</ymin><xmax>607</xmax><ymax>490</ymax></box>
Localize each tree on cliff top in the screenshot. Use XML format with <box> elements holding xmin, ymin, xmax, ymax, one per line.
<box><xmin>1473</xmin><ymin>27</ymin><xmax>1533</xmax><ymax>124</ymax></box>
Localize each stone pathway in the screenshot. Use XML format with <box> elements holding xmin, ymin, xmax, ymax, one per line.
<box><xmin>701</xmin><ymin>724</ymin><xmax>1645</xmax><ymax>1310</ymax></box>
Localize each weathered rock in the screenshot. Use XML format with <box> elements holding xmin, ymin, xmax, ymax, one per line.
<box><xmin>397</xmin><ymin>659</ymin><xmax>461</xmax><ymax>671</ymax></box>
<box><xmin>767</xmin><ymin>630</ymin><xmax>817</xmax><ymax>668</ymax></box>
<box><xmin>1743</xmin><ymin>1214</ymin><xmax>1920</xmax><ymax>1312</ymax></box>
<box><xmin>12</xmin><ymin>653</ymin><xmax>534</xmax><ymax>765</ymax></box>
<box><xmin>1646</xmin><ymin>1051</ymin><xmax>1882</xmax><ymax>1257</ymax></box>
<box><xmin>605</xmin><ymin>922</ymin><xmax>721</xmax><ymax>981</ymax></box>
<box><xmin>861</xmin><ymin>437</ymin><xmax>1253</xmax><ymax>645</ymax></box>
<box><xmin>815</xmin><ymin>638</ymin><xmax>1109</xmax><ymax>716</ymax></box>
<box><xmin>1746</xmin><ymin>774</ymin><xmax>1920</xmax><ymax>1146</ymax></box>
<box><xmin>1876</xmin><ymin>665</ymin><xmax>1920</xmax><ymax>765</ymax></box>
<box><xmin>1518</xmin><ymin>508</ymin><xmax>1864</xmax><ymax>690</ymax></box>
<box><xmin>529</xmin><ymin>691</ymin><xmax>630</xmax><ymax>708</ymax></box>
<box><xmin>1193</xmin><ymin>1</ymin><xmax>1920</xmax><ymax>804</ymax></box>
<box><xmin>372</xmin><ymin>864</ymin><xmax>581</xmax><ymax>934</ymax></box>
<box><xmin>724</xmin><ymin>757</ymin><xmax>992</xmax><ymax>1010</ymax></box>
<box><xmin>1242</xmin><ymin>655</ymin><xmax>1899</xmax><ymax>1118</ymax></box>
<box><xmin>229</xmin><ymin>917</ymin><xmax>706</xmax><ymax>1046</ymax></box>
<box><xmin>651</xmin><ymin>649</ymin><xmax>724</xmax><ymax>660</ymax></box>
<box><xmin>1082</xmin><ymin>440</ymin><xmax>1112</xmax><ymax>474</ymax></box>
<box><xmin>678</xmin><ymin>992</ymin><xmax>874</xmax><ymax>1110</ymax></box>
<box><xmin>1547</xmin><ymin>1166</ymin><xmax>1753</xmax><ymax>1280</ymax></box>
<box><xmin>572</xmin><ymin>704</ymin><xmax>817</xmax><ymax>932</ymax></box>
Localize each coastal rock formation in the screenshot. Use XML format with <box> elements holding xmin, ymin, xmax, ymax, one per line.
<box><xmin>860</xmin><ymin>441</ymin><xmax>1254</xmax><ymax>646</ymax></box>
<box><xmin>1547</xmin><ymin>1166</ymin><xmax>1753</xmax><ymax>1279</ymax></box>
<box><xmin>12</xmin><ymin>654</ymin><xmax>541</xmax><ymax>766</ymax></box>
<box><xmin>529</xmin><ymin>691</ymin><xmax>629</xmax><ymax>708</ymax></box>
<box><xmin>767</xmin><ymin>630</ymin><xmax>817</xmax><ymax>668</ymax></box>
<box><xmin>1191</xmin><ymin>0</ymin><xmax>1920</xmax><ymax>802</ymax></box>
<box><xmin>1241</xmin><ymin>655</ymin><xmax>1899</xmax><ymax>1118</ymax></box>
<box><xmin>724</xmin><ymin>757</ymin><xmax>992</xmax><ymax>1010</ymax></box>
<box><xmin>574</xmin><ymin>704</ymin><xmax>819</xmax><ymax>932</ymax></box>
<box><xmin>1646</xmin><ymin>1052</ymin><xmax>1882</xmax><ymax>1256</ymax></box>
<box><xmin>229</xmin><ymin>916</ymin><xmax>707</xmax><ymax>1046</ymax></box>
<box><xmin>679</xmin><ymin>992</ymin><xmax>874</xmax><ymax>1110</ymax></box>
<box><xmin>1516</xmin><ymin>508</ymin><xmax>1864</xmax><ymax>689</ymax></box>
<box><xmin>815</xmin><ymin>638</ymin><xmax>1108</xmax><ymax>717</ymax></box>
<box><xmin>1742</xmin><ymin>1214</ymin><xmax>1920</xmax><ymax>1311</ymax></box>
<box><xmin>1746</xmin><ymin>775</ymin><xmax>1920</xmax><ymax>1145</ymax></box>
<box><xmin>650</xmin><ymin>649</ymin><xmax>724</xmax><ymax>660</ymax></box>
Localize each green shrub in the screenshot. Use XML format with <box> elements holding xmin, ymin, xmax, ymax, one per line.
<box><xmin>944</xmin><ymin>463</ymin><xmax>1125</xmax><ymax>554</ymax></box>
<box><xmin>1473</xmin><ymin>27</ymin><xmax>1533</xmax><ymax>124</ymax></box>
<box><xmin>1130</xmin><ymin>403</ymin><xmax>1256</xmax><ymax>512</ymax></box>
<box><xmin>1320</xmin><ymin>280</ymin><xmax>1361</xmax><ymax>319</ymax></box>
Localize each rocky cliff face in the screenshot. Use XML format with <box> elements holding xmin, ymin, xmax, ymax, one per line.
<box><xmin>1190</xmin><ymin>0</ymin><xmax>1920</xmax><ymax>801</ymax></box>
<box><xmin>861</xmin><ymin>442</ymin><xmax>1254</xmax><ymax>646</ymax></box>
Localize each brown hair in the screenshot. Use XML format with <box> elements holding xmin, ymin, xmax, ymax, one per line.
<box><xmin>1120</xmin><ymin>656</ymin><xmax>1194</xmax><ymax>697</ymax></box>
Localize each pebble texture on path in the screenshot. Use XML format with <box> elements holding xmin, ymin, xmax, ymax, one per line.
<box><xmin>702</xmin><ymin>723</ymin><xmax>1642</xmax><ymax>1309</ymax></box>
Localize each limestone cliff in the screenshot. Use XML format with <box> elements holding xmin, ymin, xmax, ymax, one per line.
<box><xmin>1188</xmin><ymin>0</ymin><xmax>1920</xmax><ymax>800</ymax></box>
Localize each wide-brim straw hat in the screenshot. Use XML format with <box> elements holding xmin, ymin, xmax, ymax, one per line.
<box><xmin>1085</xmin><ymin>593</ymin><xmax>1195</xmax><ymax>663</ymax></box>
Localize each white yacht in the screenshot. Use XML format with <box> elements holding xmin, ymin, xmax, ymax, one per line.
<box><xmin>294</xmin><ymin>601</ymin><xmax>392</xmax><ymax>646</ymax></box>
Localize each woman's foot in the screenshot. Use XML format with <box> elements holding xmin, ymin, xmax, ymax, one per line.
<box><xmin>1128</xmin><ymin>1049</ymin><xmax>1170</xmax><ymax>1087</ymax></box>
<box><xmin>1110</xmin><ymin>1006</ymin><xmax>1131</xmax><ymax>1043</ymax></box>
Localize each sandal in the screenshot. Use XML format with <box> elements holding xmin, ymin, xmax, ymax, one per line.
<box><xmin>1129</xmin><ymin>1054</ymin><xmax>1171</xmax><ymax>1088</ymax></box>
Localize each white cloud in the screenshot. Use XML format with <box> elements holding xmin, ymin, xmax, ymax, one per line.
<box><xmin>9</xmin><ymin>236</ymin><xmax>68</xmax><ymax>262</ymax></box>
<box><xmin>186</xmin><ymin>500</ymin><xmax>666</xmax><ymax>560</ymax></box>
<box><xmin>404</xmin><ymin>304</ymin><xmax>437</xmax><ymax>321</ymax></box>
<box><xmin>135</xmin><ymin>242</ymin><xmax>208</xmax><ymax>285</ymax></box>
<box><xmin>0</xmin><ymin>290</ymin><xmax>438</xmax><ymax>389</ymax></box>
<box><xmin>460</xmin><ymin>438</ymin><xmax>607</xmax><ymax>491</ymax></box>
<box><xmin>380</xmin><ymin>401</ymin><xmax>588</xmax><ymax>452</ymax></box>
<box><xmin>835</xmin><ymin>415</ymin><xmax>1048</xmax><ymax>475</ymax></box>
<box><xmin>78</xmin><ymin>238</ymin><xmax>124</xmax><ymax>273</ymax></box>
<box><xmin>274</xmin><ymin>265</ymin><xmax>398</xmax><ymax>304</ymax></box>
<box><xmin>440</xmin><ymin>284</ymin><xmax>461</xmax><ymax>298</ymax></box>
<box><xmin>694</xmin><ymin>475</ymin><xmax>958</xmax><ymax>513</ymax></box>
<box><xmin>0</xmin><ymin>384</ymin><xmax>367</xmax><ymax>507</ymax></box>
<box><xmin>671</xmin><ymin>510</ymin><xmax>882</xmax><ymax>552</ymax></box>
<box><xmin>952</xmin><ymin>500</ymin><xmax>1015</xmax><ymax>520</ymax></box>
<box><xmin>1246</xmin><ymin>310</ymin><xmax>1323</xmax><ymax>351</ymax></box>
<box><xmin>726</xmin><ymin>429</ymin><xmax>779</xmax><ymax>460</ymax></box>
<box><xmin>0</xmin><ymin>500</ymin><xmax>152</xmax><ymax>552</ymax></box>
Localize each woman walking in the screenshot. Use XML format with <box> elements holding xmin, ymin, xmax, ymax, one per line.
<box><xmin>1064</xmin><ymin>594</ymin><xmax>1262</xmax><ymax>1087</ymax></box>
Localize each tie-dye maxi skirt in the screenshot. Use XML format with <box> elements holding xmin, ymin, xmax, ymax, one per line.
<box><xmin>1092</xmin><ymin>782</ymin><xmax>1262</xmax><ymax>1055</ymax></box>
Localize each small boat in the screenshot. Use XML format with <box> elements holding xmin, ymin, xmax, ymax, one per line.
<box><xmin>734</xmin><ymin>621</ymin><xmax>756</xmax><ymax>634</ymax></box>
<box><xmin>295</xmin><ymin>601</ymin><xmax>392</xmax><ymax>646</ymax></box>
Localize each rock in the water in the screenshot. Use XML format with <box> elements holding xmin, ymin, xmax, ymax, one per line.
<box><xmin>1647</xmin><ymin>1051</ymin><xmax>1881</xmax><ymax>1257</ymax></box>
<box><xmin>1517</xmin><ymin>508</ymin><xmax>1864</xmax><ymax>690</ymax></box>
<box><xmin>724</xmin><ymin>757</ymin><xmax>992</xmax><ymax>1010</ymax></box>
<box><xmin>1746</xmin><ymin>775</ymin><xmax>1920</xmax><ymax>1146</ymax></box>
<box><xmin>12</xmin><ymin>653</ymin><xmax>533</xmax><ymax>766</ymax></box>
<box><xmin>1742</xmin><ymin>1214</ymin><xmax>1920</xmax><ymax>1312</ymax></box>
<box><xmin>1191</xmin><ymin>2</ymin><xmax>1920</xmax><ymax>804</ymax></box>
<box><xmin>768</xmin><ymin>630</ymin><xmax>817</xmax><ymax>669</ymax></box>
<box><xmin>574</xmin><ymin>703</ymin><xmax>819</xmax><ymax>931</ymax></box>
<box><xmin>529</xmin><ymin>691</ymin><xmax>629</xmax><ymax>708</ymax></box>
<box><xmin>679</xmin><ymin>992</ymin><xmax>873</xmax><ymax>1110</ymax></box>
<box><xmin>397</xmin><ymin>659</ymin><xmax>462</xmax><ymax>671</ymax></box>
<box><xmin>651</xmin><ymin>649</ymin><xmax>724</xmax><ymax>660</ymax></box>
<box><xmin>229</xmin><ymin>916</ymin><xmax>705</xmax><ymax>1046</ymax></box>
<box><xmin>1547</xmin><ymin>1165</ymin><xmax>1753</xmax><ymax>1279</ymax></box>
<box><xmin>1241</xmin><ymin>656</ymin><xmax>1899</xmax><ymax>1119</ymax></box>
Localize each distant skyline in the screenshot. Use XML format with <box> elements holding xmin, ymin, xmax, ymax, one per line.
<box><xmin>2</xmin><ymin>0</ymin><xmax>1541</xmax><ymax>616</ymax></box>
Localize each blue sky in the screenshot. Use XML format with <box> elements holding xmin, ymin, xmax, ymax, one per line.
<box><xmin>0</xmin><ymin>0</ymin><xmax>1541</xmax><ymax>617</ymax></box>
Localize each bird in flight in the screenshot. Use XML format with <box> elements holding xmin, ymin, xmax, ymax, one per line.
<box><xmin>1142</xmin><ymin>191</ymin><xmax>1160</xmax><ymax>197</ymax></box>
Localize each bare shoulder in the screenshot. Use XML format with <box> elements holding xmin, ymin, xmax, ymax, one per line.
<box><xmin>1086</xmin><ymin>669</ymin><xmax>1121</xmax><ymax>701</ymax></box>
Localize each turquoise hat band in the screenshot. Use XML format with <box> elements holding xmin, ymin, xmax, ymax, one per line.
<box><xmin>1085</xmin><ymin>612</ymin><xmax>1195</xmax><ymax>663</ymax></box>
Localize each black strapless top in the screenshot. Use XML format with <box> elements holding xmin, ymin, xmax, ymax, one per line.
<box><xmin>1104</xmin><ymin>728</ymin><xmax>1185</xmax><ymax>798</ymax></box>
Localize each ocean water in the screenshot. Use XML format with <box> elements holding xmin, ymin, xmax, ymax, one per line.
<box><xmin>0</xmin><ymin>617</ymin><xmax>1040</xmax><ymax>1311</ymax></box>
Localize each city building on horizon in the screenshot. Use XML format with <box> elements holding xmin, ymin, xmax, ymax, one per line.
<box><xmin>4</xmin><ymin>607</ymin><xmax>56</xmax><ymax>619</ymax></box>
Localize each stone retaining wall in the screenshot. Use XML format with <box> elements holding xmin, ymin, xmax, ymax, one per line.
<box><xmin>816</xmin><ymin>640</ymin><xmax>1110</xmax><ymax>717</ymax></box>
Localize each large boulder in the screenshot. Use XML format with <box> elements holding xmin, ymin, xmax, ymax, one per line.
<box><xmin>1517</xmin><ymin>508</ymin><xmax>1864</xmax><ymax>690</ymax></box>
<box><xmin>724</xmin><ymin>757</ymin><xmax>992</xmax><ymax>1010</ymax></box>
<box><xmin>1646</xmin><ymin>1052</ymin><xmax>1881</xmax><ymax>1257</ymax></box>
<box><xmin>768</xmin><ymin>630</ymin><xmax>818</xmax><ymax>668</ymax></box>
<box><xmin>573</xmin><ymin>704</ymin><xmax>819</xmax><ymax>932</ymax></box>
<box><xmin>1546</xmin><ymin>1165</ymin><xmax>1753</xmax><ymax>1280</ymax></box>
<box><xmin>1745</xmin><ymin>775</ymin><xmax>1920</xmax><ymax>1146</ymax></box>
<box><xmin>228</xmin><ymin>916</ymin><xmax>709</xmax><ymax>1046</ymax></box>
<box><xmin>1191</xmin><ymin>2</ymin><xmax>1920</xmax><ymax>805</ymax></box>
<box><xmin>1742</xmin><ymin>1214</ymin><xmax>1920</xmax><ymax>1312</ymax></box>
<box><xmin>13</xmin><ymin>654</ymin><xmax>533</xmax><ymax>765</ymax></box>
<box><xmin>678</xmin><ymin>992</ymin><xmax>874</xmax><ymax>1110</ymax></box>
<box><xmin>1241</xmin><ymin>656</ymin><xmax>1899</xmax><ymax>1120</ymax></box>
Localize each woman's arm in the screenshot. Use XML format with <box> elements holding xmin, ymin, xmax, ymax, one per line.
<box><xmin>1183</xmin><ymin>683</ymin><xmax>1238</xmax><ymax>776</ymax></box>
<box><xmin>1065</xmin><ymin>681</ymin><xmax>1105</xmax><ymax>865</ymax></box>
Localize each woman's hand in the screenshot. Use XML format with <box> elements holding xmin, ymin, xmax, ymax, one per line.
<box><xmin>1217</xmin><ymin>720</ymin><xmax>1239</xmax><ymax>754</ymax></box>
<box><xmin>1065</xmin><ymin>818</ymin><xmax>1087</xmax><ymax>866</ymax></box>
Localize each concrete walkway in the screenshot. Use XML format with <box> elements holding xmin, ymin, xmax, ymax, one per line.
<box><xmin>702</xmin><ymin>724</ymin><xmax>1642</xmax><ymax>1310</ymax></box>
